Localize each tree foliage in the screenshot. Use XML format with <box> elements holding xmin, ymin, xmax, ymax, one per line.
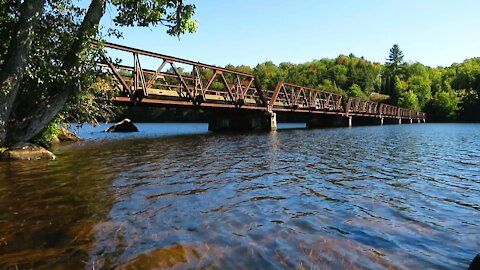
<box><xmin>424</xmin><ymin>90</ymin><xmax>460</xmax><ymax>121</ymax></box>
<box><xmin>348</xmin><ymin>83</ymin><xmax>369</xmax><ymax>100</ymax></box>
<box><xmin>398</xmin><ymin>90</ymin><xmax>420</xmax><ymax>111</ymax></box>
<box><xmin>251</xmin><ymin>55</ymin><xmax>381</xmax><ymax>99</ymax></box>
<box><xmin>375</xmin><ymin>45</ymin><xmax>479</xmax><ymax>121</ymax></box>
<box><xmin>0</xmin><ymin>0</ymin><xmax>197</xmax><ymax>146</ymax></box>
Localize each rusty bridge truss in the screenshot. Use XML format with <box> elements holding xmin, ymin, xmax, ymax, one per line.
<box><xmin>99</xmin><ymin>42</ymin><xmax>426</xmax><ymax>121</ymax></box>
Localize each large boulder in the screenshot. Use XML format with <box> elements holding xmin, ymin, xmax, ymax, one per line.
<box><xmin>105</xmin><ymin>118</ymin><xmax>139</xmax><ymax>132</ymax></box>
<box><xmin>57</xmin><ymin>127</ymin><xmax>82</xmax><ymax>142</ymax></box>
<box><xmin>0</xmin><ymin>143</ymin><xmax>56</xmax><ymax>161</ymax></box>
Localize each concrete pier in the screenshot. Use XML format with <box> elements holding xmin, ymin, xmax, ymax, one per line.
<box><xmin>208</xmin><ymin>109</ymin><xmax>277</xmax><ymax>131</ymax></box>
<box><xmin>383</xmin><ymin>117</ymin><xmax>402</xmax><ymax>125</ymax></box>
<box><xmin>306</xmin><ymin>114</ymin><xmax>413</xmax><ymax>128</ymax></box>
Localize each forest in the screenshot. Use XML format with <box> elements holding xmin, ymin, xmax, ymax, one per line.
<box><xmin>224</xmin><ymin>44</ymin><xmax>480</xmax><ymax>122</ymax></box>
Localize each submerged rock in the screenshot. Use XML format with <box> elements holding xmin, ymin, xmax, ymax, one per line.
<box><xmin>119</xmin><ymin>243</ymin><xmax>224</xmax><ymax>269</ymax></box>
<box><xmin>0</xmin><ymin>143</ymin><xmax>56</xmax><ymax>161</ymax></box>
<box><xmin>104</xmin><ymin>118</ymin><xmax>139</xmax><ymax>132</ymax></box>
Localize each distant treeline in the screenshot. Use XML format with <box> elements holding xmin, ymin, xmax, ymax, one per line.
<box><xmin>227</xmin><ymin>50</ymin><xmax>479</xmax><ymax>122</ymax></box>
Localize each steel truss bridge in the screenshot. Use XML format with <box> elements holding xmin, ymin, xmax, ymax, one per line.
<box><xmin>98</xmin><ymin>42</ymin><xmax>426</xmax><ymax>130</ymax></box>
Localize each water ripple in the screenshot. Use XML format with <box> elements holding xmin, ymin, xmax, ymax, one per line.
<box><xmin>0</xmin><ymin>123</ymin><xmax>479</xmax><ymax>269</ymax></box>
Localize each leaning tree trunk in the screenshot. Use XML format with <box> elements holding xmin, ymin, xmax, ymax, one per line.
<box><xmin>0</xmin><ymin>0</ymin><xmax>45</xmax><ymax>146</ymax></box>
<box><xmin>5</xmin><ymin>0</ymin><xmax>107</xmax><ymax>146</ymax></box>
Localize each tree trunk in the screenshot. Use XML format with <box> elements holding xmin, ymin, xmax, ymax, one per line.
<box><xmin>5</xmin><ymin>0</ymin><xmax>107</xmax><ymax>145</ymax></box>
<box><xmin>0</xmin><ymin>0</ymin><xmax>45</xmax><ymax>146</ymax></box>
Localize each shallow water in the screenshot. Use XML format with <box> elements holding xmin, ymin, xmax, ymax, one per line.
<box><xmin>0</xmin><ymin>123</ymin><xmax>479</xmax><ymax>269</ymax></box>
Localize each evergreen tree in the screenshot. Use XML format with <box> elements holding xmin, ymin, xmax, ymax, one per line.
<box><xmin>383</xmin><ymin>44</ymin><xmax>405</xmax><ymax>98</ymax></box>
<box><xmin>387</xmin><ymin>44</ymin><xmax>404</xmax><ymax>69</ymax></box>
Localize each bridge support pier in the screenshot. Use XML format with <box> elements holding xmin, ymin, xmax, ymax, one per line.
<box><xmin>307</xmin><ymin>115</ymin><xmax>396</xmax><ymax>128</ymax></box>
<box><xmin>208</xmin><ymin>109</ymin><xmax>277</xmax><ymax>132</ymax></box>
<box><xmin>349</xmin><ymin>116</ymin><xmax>384</xmax><ymax>126</ymax></box>
<box><xmin>306</xmin><ymin>114</ymin><xmax>350</xmax><ymax>128</ymax></box>
<box><xmin>384</xmin><ymin>118</ymin><xmax>401</xmax><ymax>125</ymax></box>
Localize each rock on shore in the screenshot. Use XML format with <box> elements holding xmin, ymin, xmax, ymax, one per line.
<box><xmin>0</xmin><ymin>143</ymin><xmax>56</xmax><ymax>161</ymax></box>
<box><xmin>57</xmin><ymin>127</ymin><xmax>82</xmax><ymax>142</ymax></box>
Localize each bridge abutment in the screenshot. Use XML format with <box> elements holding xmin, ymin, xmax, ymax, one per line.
<box><xmin>208</xmin><ymin>110</ymin><xmax>277</xmax><ymax>131</ymax></box>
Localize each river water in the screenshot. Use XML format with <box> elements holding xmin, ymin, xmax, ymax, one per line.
<box><xmin>0</xmin><ymin>123</ymin><xmax>478</xmax><ymax>269</ymax></box>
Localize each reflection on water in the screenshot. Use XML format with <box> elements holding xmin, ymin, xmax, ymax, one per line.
<box><xmin>0</xmin><ymin>123</ymin><xmax>479</xmax><ymax>269</ymax></box>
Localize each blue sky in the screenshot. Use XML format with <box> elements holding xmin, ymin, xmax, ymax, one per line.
<box><xmin>102</xmin><ymin>0</ymin><xmax>480</xmax><ymax>69</ymax></box>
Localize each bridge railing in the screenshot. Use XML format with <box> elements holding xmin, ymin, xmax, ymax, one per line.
<box><xmin>346</xmin><ymin>97</ymin><xmax>425</xmax><ymax>119</ymax></box>
<box><xmin>379</xmin><ymin>104</ymin><xmax>399</xmax><ymax>117</ymax></box>
<box><xmin>345</xmin><ymin>98</ymin><xmax>378</xmax><ymax>115</ymax></box>
<box><xmin>266</xmin><ymin>81</ymin><xmax>343</xmax><ymax>112</ymax></box>
<box><xmin>99</xmin><ymin>42</ymin><xmax>268</xmax><ymax>107</ymax></box>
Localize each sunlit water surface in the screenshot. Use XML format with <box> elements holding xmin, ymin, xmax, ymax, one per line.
<box><xmin>0</xmin><ymin>123</ymin><xmax>479</xmax><ymax>269</ymax></box>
